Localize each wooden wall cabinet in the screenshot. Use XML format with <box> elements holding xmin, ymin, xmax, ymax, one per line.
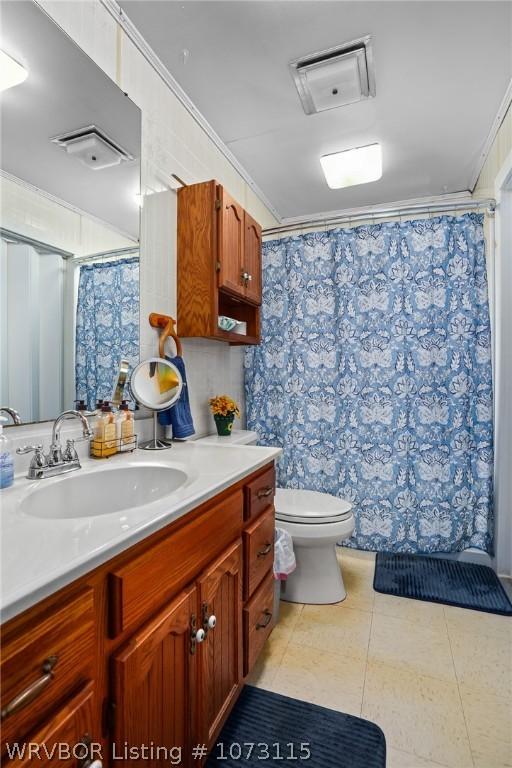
<box><xmin>1</xmin><ymin>463</ymin><xmax>276</xmax><ymax>768</ymax></box>
<box><xmin>178</xmin><ymin>180</ymin><xmax>263</xmax><ymax>345</ymax></box>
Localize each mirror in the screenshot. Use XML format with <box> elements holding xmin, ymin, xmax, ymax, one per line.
<box><xmin>0</xmin><ymin>1</ymin><xmax>141</xmax><ymax>426</ymax></box>
<box><xmin>130</xmin><ymin>358</ymin><xmax>183</xmax><ymax>450</ymax></box>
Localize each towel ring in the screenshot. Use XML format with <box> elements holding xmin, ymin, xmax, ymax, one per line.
<box><xmin>149</xmin><ymin>313</ymin><xmax>183</xmax><ymax>358</ymax></box>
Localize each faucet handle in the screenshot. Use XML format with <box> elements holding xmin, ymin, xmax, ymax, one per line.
<box><xmin>16</xmin><ymin>445</ymin><xmax>48</xmax><ymax>469</ymax></box>
<box><xmin>16</xmin><ymin>444</ymin><xmax>43</xmax><ymax>455</ymax></box>
<box><xmin>63</xmin><ymin>439</ymin><xmax>79</xmax><ymax>463</ymax></box>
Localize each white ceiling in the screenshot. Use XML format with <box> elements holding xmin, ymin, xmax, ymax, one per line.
<box><xmin>119</xmin><ymin>0</ymin><xmax>511</xmax><ymax>221</ymax></box>
<box><xmin>0</xmin><ymin>1</ymin><xmax>141</xmax><ymax>239</ymax></box>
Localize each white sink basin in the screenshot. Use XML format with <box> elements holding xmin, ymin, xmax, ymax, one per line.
<box><xmin>20</xmin><ymin>464</ymin><xmax>188</xmax><ymax>519</ymax></box>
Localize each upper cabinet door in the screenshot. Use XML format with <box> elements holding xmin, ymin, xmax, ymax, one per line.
<box><xmin>243</xmin><ymin>212</ymin><xmax>262</xmax><ymax>305</ymax></box>
<box><xmin>217</xmin><ymin>186</ymin><xmax>245</xmax><ymax>298</ymax></box>
<box><xmin>197</xmin><ymin>541</ymin><xmax>243</xmax><ymax>748</ymax></box>
<box><xmin>111</xmin><ymin>587</ymin><xmax>197</xmax><ymax>768</ymax></box>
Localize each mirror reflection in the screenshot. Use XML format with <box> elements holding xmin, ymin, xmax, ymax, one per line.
<box><xmin>0</xmin><ymin>1</ymin><xmax>142</xmax><ymax>425</ymax></box>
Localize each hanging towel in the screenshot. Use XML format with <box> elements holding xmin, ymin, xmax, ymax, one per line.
<box><xmin>158</xmin><ymin>355</ymin><xmax>195</xmax><ymax>439</ymax></box>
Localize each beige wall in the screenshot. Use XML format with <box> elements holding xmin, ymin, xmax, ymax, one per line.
<box><xmin>474</xmin><ymin>105</ymin><xmax>512</xmax><ymax>198</ymax></box>
<box><xmin>472</xmin><ymin>100</ymin><xmax>512</xmax><ymax>575</ymax></box>
<box><xmin>34</xmin><ymin>0</ymin><xmax>279</xmax><ymax>437</ymax></box>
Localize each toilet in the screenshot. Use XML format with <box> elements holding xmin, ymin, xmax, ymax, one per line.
<box><xmin>195</xmin><ymin>430</ymin><xmax>355</xmax><ymax>605</ymax></box>
<box><xmin>274</xmin><ymin>488</ymin><xmax>354</xmax><ymax>605</ymax></box>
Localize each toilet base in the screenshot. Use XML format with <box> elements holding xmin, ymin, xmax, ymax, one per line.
<box><xmin>281</xmin><ymin>541</ymin><xmax>347</xmax><ymax>605</ymax></box>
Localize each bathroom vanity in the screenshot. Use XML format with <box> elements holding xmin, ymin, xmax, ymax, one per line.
<box><xmin>0</xmin><ymin>445</ymin><xmax>280</xmax><ymax>767</ymax></box>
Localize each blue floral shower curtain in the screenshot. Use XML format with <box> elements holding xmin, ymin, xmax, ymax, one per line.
<box><xmin>75</xmin><ymin>257</ymin><xmax>139</xmax><ymax>409</ymax></box>
<box><xmin>245</xmin><ymin>214</ymin><xmax>493</xmax><ymax>554</ymax></box>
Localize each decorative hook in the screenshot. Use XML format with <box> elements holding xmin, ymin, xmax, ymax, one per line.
<box><xmin>149</xmin><ymin>313</ymin><xmax>183</xmax><ymax>358</ymax></box>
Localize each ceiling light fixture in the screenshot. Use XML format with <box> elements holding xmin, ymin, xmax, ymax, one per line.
<box><xmin>320</xmin><ymin>143</ymin><xmax>382</xmax><ymax>189</ymax></box>
<box><xmin>0</xmin><ymin>50</ymin><xmax>28</xmax><ymax>92</ymax></box>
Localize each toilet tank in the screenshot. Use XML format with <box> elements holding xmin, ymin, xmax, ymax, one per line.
<box><xmin>194</xmin><ymin>429</ymin><xmax>259</xmax><ymax>446</ymax></box>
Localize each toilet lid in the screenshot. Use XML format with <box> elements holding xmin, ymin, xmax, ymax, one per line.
<box><xmin>274</xmin><ymin>488</ymin><xmax>353</xmax><ymax>524</ymax></box>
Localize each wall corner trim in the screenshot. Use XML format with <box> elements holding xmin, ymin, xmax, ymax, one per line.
<box><xmin>470</xmin><ymin>77</ymin><xmax>512</xmax><ymax>193</ymax></box>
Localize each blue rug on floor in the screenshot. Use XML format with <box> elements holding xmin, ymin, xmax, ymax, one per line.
<box><xmin>207</xmin><ymin>686</ymin><xmax>386</xmax><ymax>767</ymax></box>
<box><xmin>374</xmin><ymin>553</ymin><xmax>512</xmax><ymax>616</ymax></box>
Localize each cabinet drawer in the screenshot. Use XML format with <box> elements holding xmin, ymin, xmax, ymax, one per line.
<box><xmin>3</xmin><ymin>682</ymin><xmax>96</xmax><ymax>766</ymax></box>
<box><xmin>243</xmin><ymin>506</ymin><xmax>275</xmax><ymax>600</ymax></box>
<box><xmin>243</xmin><ymin>572</ymin><xmax>275</xmax><ymax>676</ymax></box>
<box><xmin>109</xmin><ymin>490</ymin><xmax>244</xmax><ymax>636</ymax></box>
<box><xmin>244</xmin><ymin>464</ymin><xmax>275</xmax><ymax>522</ymax></box>
<box><xmin>1</xmin><ymin>588</ymin><xmax>94</xmax><ymax>750</ymax></box>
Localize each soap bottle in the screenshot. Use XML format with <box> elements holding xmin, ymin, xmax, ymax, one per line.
<box><xmin>92</xmin><ymin>403</ymin><xmax>117</xmax><ymax>457</ymax></box>
<box><xmin>0</xmin><ymin>417</ymin><xmax>14</xmax><ymax>489</ymax></box>
<box><xmin>102</xmin><ymin>403</ymin><xmax>117</xmax><ymax>456</ymax></box>
<box><xmin>117</xmin><ymin>400</ymin><xmax>135</xmax><ymax>452</ymax></box>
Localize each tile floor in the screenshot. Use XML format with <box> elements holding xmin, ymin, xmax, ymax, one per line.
<box><xmin>247</xmin><ymin>549</ymin><xmax>512</xmax><ymax>768</ymax></box>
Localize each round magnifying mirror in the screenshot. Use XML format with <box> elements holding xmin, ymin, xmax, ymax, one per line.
<box><xmin>130</xmin><ymin>357</ymin><xmax>183</xmax><ymax>450</ymax></box>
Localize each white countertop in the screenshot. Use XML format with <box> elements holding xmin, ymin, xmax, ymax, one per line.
<box><xmin>0</xmin><ymin>442</ymin><xmax>281</xmax><ymax>623</ymax></box>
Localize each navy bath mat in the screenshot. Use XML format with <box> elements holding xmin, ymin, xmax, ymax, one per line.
<box><xmin>374</xmin><ymin>552</ymin><xmax>512</xmax><ymax>616</ymax></box>
<box><xmin>207</xmin><ymin>685</ymin><xmax>386</xmax><ymax>767</ymax></box>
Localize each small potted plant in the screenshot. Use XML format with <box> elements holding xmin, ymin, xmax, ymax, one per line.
<box><xmin>209</xmin><ymin>395</ymin><xmax>240</xmax><ymax>436</ymax></box>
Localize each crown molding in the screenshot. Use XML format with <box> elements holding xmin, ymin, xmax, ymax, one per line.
<box><xmin>99</xmin><ymin>0</ymin><xmax>282</xmax><ymax>223</ymax></box>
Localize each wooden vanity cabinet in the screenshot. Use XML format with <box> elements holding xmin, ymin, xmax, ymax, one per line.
<box><xmin>111</xmin><ymin>587</ymin><xmax>197</xmax><ymax>767</ymax></box>
<box><xmin>177</xmin><ymin>180</ymin><xmax>262</xmax><ymax>345</ymax></box>
<box><xmin>0</xmin><ymin>463</ymin><xmax>276</xmax><ymax>768</ymax></box>
<box><xmin>0</xmin><ymin>587</ymin><xmax>95</xmax><ymax>750</ymax></box>
<box><xmin>197</xmin><ymin>541</ymin><xmax>243</xmax><ymax>747</ymax></box>
<box><xmin>3</xmin><ymin>683</ymin><xmax>97</xmax><ymax>767</ymax></box>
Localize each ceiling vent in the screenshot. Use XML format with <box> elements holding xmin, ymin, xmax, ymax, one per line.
<box><xmin>51</xmin><ymin>125</ymin><xmax>134</xmax><ymax>170</ymax></box>
<box><xmin>289</xmin><ymin>36</ymin><xmax>375</xmax><ymax>115</ymax></box>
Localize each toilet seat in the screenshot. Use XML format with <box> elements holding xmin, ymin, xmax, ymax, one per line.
<box><xmin>275</xmin><ymin>488</ymin><xmax>353</xmax><ymax>525</ymax></box>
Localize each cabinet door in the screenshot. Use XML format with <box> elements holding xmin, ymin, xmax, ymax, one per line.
<box><xmin>3</xmin><ymin>682</ymin><xmax>97</xmax><ymax>767</ymax></box>
<box><xmin>111</xmin><ymin>587</ymin><xmax>197</xmax><ymax>768</ymax></box>
<box><xmin>218</xmin><ymin>186</ymin><xmax>245</xmax><ymax>298</ymax></box>
<box><xmin>197</xmin><ymin>541</ymin><xmax>243</xmax><ymax>748</ymax></box>
<box><xmin>243</xmin><ymin>212</ymin><xmax>262</xmax><ymax>305</ymax></box>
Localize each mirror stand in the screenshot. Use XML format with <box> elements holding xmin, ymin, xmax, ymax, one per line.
<box><xmin>140</xmin><ymin>412</ymin><xmax>174</xmax><ymax>451</ymax></box>
<box><xmin>130</xmin><ymin>357</ymin><xmax>183</xmax><ymax>451</ymax></box>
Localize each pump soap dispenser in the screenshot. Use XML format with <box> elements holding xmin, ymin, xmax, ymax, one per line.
<box><xmin>0</xmin><ymin>416</ymin><xmax>14</xmax><ymax>489</ymax></box>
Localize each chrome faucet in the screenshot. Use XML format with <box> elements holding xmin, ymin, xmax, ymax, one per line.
<box><xmin>0</xmin><ymin>407</ymin><xmax>22</xmax><ymax>426</ymax></box>
<box><xmin>50</xmin><ymin>409</ymin><xmax>91</xmax><ymax>464</ymax></box>
<box><xmin>17</xmin><ymin>409</ymin><xmax>92</xmax><ymax>480</ymax></box>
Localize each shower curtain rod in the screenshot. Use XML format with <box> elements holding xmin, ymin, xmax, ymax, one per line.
<box><xmin>71</xmin><ymin>246</ymin><xmax>139</xmax><ymax>265</ymax></box>
<box><xmin>263</xmin><ymin>197</ymin><xmax>496</xmax><ymax>237</ymax></box>
<box><xmin>0</xmin><ymin>227</ymin><xmax>73</xmax><ymax>258</ymax></box>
